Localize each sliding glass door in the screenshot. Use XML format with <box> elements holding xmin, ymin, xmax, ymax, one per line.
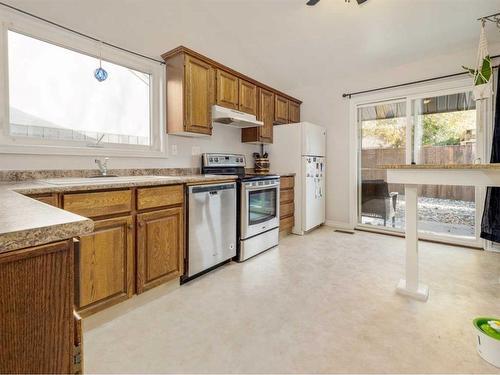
<box><xmin>411</xmin><ymin>92</ymin><xmax>477</xmax><ymax>239</ymax></box>
<box><xmin>357</xmin><ymin>88</ymin><xmax>480</xmax><ymax>245</ymax></box>
<box><xmin>358</xmin><ymin>100</ymin><xmax>406</xmax><ymax>230</ymax></box>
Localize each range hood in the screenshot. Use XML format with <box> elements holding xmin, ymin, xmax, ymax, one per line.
<box><xmin>212</xmin><ymin>105</ymin><xmax>263</xmax><ymax>128</ymax></box>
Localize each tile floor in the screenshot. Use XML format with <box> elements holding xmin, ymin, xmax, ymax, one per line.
<box><xmin>83</xmin><ymin>227</ymin><xmax>500</xmax><ymax>373</ymax></box>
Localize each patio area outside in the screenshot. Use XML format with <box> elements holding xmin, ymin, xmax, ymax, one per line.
<box><xmin>361</xmin><ymin>194</ymin><xmax>476</xmax><ymax>238</ymax></box>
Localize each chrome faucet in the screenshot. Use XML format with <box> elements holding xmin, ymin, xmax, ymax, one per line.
<box><xmin>95</xmin><ymin>157</ymin><xmax>109</xmax><ymax>176</ymax></box>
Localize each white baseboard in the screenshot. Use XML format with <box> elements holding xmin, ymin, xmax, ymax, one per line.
<box><xmin>324</xmin><ymin>220</ymin><xmax>355</xmax><ymax>232</ymax></box>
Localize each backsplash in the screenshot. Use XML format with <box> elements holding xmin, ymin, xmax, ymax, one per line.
<box><xmin>0</xmin><ymin>168</ymin><xmax>201</xmax><ymax>182</ymax></box>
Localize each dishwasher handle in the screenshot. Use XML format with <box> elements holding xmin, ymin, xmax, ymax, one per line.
<box><xmin>189</xmin><ymin>182</ymin><xmax>236</xmax><ymax>194</ymax></box>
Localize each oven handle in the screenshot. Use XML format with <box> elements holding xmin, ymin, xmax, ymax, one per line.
<box><xmin>243</xmin><ymin>183</ymin><xmax>280</xmax><ymax>191</ymax></box>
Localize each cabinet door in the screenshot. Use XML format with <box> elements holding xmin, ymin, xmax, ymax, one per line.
<box><xmin>274</xmin><ymin>95</ymin><xmax>289</xmax><ymax>124</ymax></box>
<box><xmin>184</xmin><ymin>55</ymin><xmax>214</xmax><ymax>135</ymax></box>
<box><xmin>216</xmin><ymin>69</ymin><xmax>239</xmax><ymax>110</ymax></box>
<box><xmin>289</xmin><ymin>101</ymin><xmax>301</xmax><ymax>123</ymax></box>
<box><xmin>136</xmin><ymin>207</ymin><xmax>184</xmax><ymax>293</ymax></box>
<box><xmin>239</xmin><ymin>79</ymin><xmax>257</xmax><ymax>115</ymax></box>
<box><xmin>76</xmin><ymin>216</ymin><xmax>134</xmax><ymax>316</ymax></box>
<box><xmin>259</xmin><ymin>88</ymin><xmax>274</xmax><ymax>143</ymax></box>
<box><xmin>0</xmin><ymin>240</ymin><xmax>74</xmax><ymax>373</ymax></box>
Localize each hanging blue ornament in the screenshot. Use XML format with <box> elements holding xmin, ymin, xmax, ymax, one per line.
<box><xmin>94</xmin><ymin>67</ymin><xmax>108</xmax><ymax>82</ymax></box>
<box><xmin>94</xmin><ymin>41</ymin><xmax>108</xmax><ymax>82</ymax></box>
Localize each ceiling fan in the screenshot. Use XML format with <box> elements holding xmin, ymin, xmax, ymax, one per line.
<box><xmin>306</xmin><ymin>0</ymin><xmax>368</xmax><ymax>5</ymax></box>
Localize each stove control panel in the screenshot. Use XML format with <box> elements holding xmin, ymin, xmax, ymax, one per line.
<box><xmin>244</xmin><ymin>178</ymin><xmax>280</xmax><ymax>188</ymax></box>
<box><xmin>203</xmin><ymin>153</ymin><xmax>246</xmax><ymax>167</ymax></box>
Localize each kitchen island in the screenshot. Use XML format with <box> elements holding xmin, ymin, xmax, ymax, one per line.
<box><xmin>383</xmin><ymin>164</ymin><xmax>500</xmax><ymax>302</ymax></box>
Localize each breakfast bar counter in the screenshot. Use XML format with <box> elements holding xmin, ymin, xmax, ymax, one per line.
<box><xmin>382</xmin><ymin>163</ymin><xmax>500</xmax><ymax>302</ymax></box>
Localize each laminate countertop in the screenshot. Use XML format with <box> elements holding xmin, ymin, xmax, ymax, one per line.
<box><xmin>0</xmin><ymin>174</ymin><xmax>237</xmax><ymax>254</ymax></box>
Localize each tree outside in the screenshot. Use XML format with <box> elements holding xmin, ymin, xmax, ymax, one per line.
<box><xmin>362</xmin><ymin>110</ymin><xmax>476</xmax><ymax>148</ymax></box>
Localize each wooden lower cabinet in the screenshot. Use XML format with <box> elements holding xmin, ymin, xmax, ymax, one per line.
<box><xmin>136</xmin><ymin>206</ymin><xmax>184</xmax><ymax>293</ymax></box>
<box><xmin>75</xmin><ymin>216</ymin><xmax>134</xmax><ymax>316</ymax></box>
<box><xmin>0</xmin><ymin>240</ymin><xmax>77</xmax><ymax>373</ymax></box>
<box><xmin>28</xmin><ymin>193</ymin><xmax>59</xmax><ymax>206</ymax></box>
<box><xmin>280</xmin><ymin>176</ymin><xmax>295</xmax><ymax>234</ymax></box>
<box><xmin>73</xmin><ymin>311</ymin><xmax>83</xmax><ymax>374</ymax></box>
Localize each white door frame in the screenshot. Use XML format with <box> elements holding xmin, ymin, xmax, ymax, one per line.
<box><xmin>349</xmin><ymin>76</ymin><xmax>491</xmax><ymax>249</ymax></box>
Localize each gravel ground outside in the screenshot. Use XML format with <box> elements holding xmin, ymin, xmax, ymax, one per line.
<box><xmin>361</xmin><ymin>195</ymin><xmax>476</xmax><ymax>238</ymax></box>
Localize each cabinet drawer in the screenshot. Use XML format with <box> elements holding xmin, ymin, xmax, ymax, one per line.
<box><xmin>63</xmin><ymin>190</ymin><xmax>132</xmax><ymax>218</ymax></box>
<box><xmin>280</xmin><ymin>216</ymin><xmax>294</xmax><ymax>232</ymax></box>
<box><xmin>280</xmin><ymin>189</ymin><xmax>294</xmax><ymax>204</ymax></box>
<box><xmin>280</xmin><ymin>176</ymin><xmax>294</xmax><ymax>189</ymax></box>
<box><xmin>280</xmin><ymin>202</ymin><xmax>294</xmax><ymax>219</ymax></box>
<box><xmin>28</xmin><ymin>193</ymin><xmax>58</xmax><ymax>207</ymax></box>
<box><xmin>137</xmin><ymin>185</ymin><xmax>184</xmax><ymax>210</ymax></box>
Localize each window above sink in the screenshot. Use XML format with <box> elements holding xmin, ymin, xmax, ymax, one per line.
<box><xmin>0</xmin><ymin>11</ymin><xmax>166</xmax><ymax>158</ymax></box>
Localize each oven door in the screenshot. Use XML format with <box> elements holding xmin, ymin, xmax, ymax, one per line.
<box><xmin>241</xmin><ymin>178</ymin><xmax>280</xmax><ymax>240</ymax></box>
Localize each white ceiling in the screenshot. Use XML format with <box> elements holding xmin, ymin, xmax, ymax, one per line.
<box><xmin>3</xmin><ymin>0</ymin><xmax>500</xmax><ymax>93</ymax></box>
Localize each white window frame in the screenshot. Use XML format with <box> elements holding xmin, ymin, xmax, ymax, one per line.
<box><xmin>349</xmin><ymin>76</ymin><xmax>490</xmax><ymax>249</ymax></box>
<box><xmin>0</xmin><ymin>8</ymin><xmax>167</xmax><ymax>158</ymax></box>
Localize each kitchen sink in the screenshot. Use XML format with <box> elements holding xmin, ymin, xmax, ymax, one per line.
<box><xmin>41</xmin><ymin>175</ymin><xmax>180</xmax><ymax>185</ymax></box>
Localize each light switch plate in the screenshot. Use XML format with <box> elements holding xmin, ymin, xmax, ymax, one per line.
<box><xmin>171</xmin><ymin>144</ymin><xmax>178</xmax><ymax>156</ymax></box>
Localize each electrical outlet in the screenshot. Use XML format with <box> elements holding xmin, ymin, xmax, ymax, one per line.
<box><xmin>191</xmin><ymin>146</ymin><xmax>201</xmax><ymax>156</ymax></box>
<box><xmin>171</xmin><ymin>144</ymin><xmax>178</xmax><ymax>156</ymax></box>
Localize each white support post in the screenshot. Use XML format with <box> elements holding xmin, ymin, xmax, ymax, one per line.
<box><xmin>396</xmin><ymin>183</ymin><xmax>429</xmax><ymax>301</ymax></box>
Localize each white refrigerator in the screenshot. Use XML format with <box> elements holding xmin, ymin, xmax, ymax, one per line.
<box><xmin>268</xmin><ymin>122</ymin><xmax>326</xmax><ymax>235</ymax></box>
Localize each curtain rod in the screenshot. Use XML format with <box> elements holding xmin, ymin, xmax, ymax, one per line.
<box><xmin>342</xmin><ymin>55</ymin><xmax>500</xmax><ymax>99</ymax></box>
<box><xmin>0</xmin><ymin>2</ymin><xmax>166</xmax><ymax>65</ymax></box>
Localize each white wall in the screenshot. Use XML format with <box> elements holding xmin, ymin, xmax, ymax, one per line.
<box><xmin>1</xmin><ymin>0</ymin><xmax>499</xmax><ymax>226</ymax></box>
<box><xmin>287</xmin><ymin>43</ymin><xmax>500</xmax><ymax>226</ymax></box>
<box><xmin>0</xmin><ymin>124</ymin><xmax>259</xmax><ymax>171</ymax></box>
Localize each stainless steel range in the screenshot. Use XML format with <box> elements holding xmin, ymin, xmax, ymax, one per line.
<box><xmin>202</xmin><ymin>153</ymin><xmax>280</xmax><ymax>261</ymax></box>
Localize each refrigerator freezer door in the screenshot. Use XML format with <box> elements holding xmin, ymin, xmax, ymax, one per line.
<box><xmin>303</xmin><ymin>156</ymin><xmax>326</xmax><ymax>231</ymax></box>
<box><xmin>302</xmin><ymin>122</ymin><xmax>326</xmax><ymax>157</ymax></box>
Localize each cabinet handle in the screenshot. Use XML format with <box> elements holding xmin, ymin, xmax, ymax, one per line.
<box><xmin>128</xmin><ymin>224</ymin><xmax>133</xmax><ymax>230</ymax></box>
<box><xmin>138</xmin><ymin>222</ymin><xmax>144</xmax><ymax>227</ymax></box>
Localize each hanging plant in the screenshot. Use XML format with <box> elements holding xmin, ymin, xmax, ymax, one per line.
<box><xmin>463</xmin><ymin>23</ymin><xmax>493</xmax><ymax>100</ymax></box>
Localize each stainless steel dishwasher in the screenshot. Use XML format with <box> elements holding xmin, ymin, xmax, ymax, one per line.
<box><xmin>186</xmin><ymin>182</ymin><xmax>237</xmax><ymax>280</ymax></box>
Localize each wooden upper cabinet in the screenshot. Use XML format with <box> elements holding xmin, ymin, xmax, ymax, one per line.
<box><xmin>289</xmin><ymin>101</ymin><xmax>301</xmax><ymax>123</ymax></box>
<box><xmin>239</xmin><ymin>79</ymin><xmax>257</xmax><ymax>115</ymax></box>
<box><xmin>275</xmin><ymin>95</ymin><xmax>289</xmax><ymax>124</ymax></box>
<box><xmin>136</xmin><ymin>207</ymin><xmax>184</xmax><ymax>294</ymax></box>
<box><xmin>163</xmin><ymin>52</ymin><xmax>214</xmax><ymax>136</ymax></box>
<box><xmin>184</xmin><ymin>55</ymin><xmax>215</xmax><ymax>135</ymax></box>
<box><xmin>162</xmin><ymin>46</ymin><xmax>302</xmax><ymax>136</ymax></box>
<box><xmin>216</xmin><ymin>69</ymin><xmax>239</xmax><ymax>110</ymax></box>
<box><xmin>259</xmin><ymin>88</ymin><xmax>274</xmax><ymax>143</ymax></box>
<box><xmin>242</xmin><ymin>87</ymin><xmax>274</xmax><ymax>144</ymax></box>
<box><xmin>75</xmin><ymin>216</ymin><xmax>134</xmax><ymax>316</ymax></box>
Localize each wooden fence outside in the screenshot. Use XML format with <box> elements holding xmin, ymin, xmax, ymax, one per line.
<box><xmin>361</xmin><ymin>144</ymin><xmax>476</xmax><ymax>202</ymax></box>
